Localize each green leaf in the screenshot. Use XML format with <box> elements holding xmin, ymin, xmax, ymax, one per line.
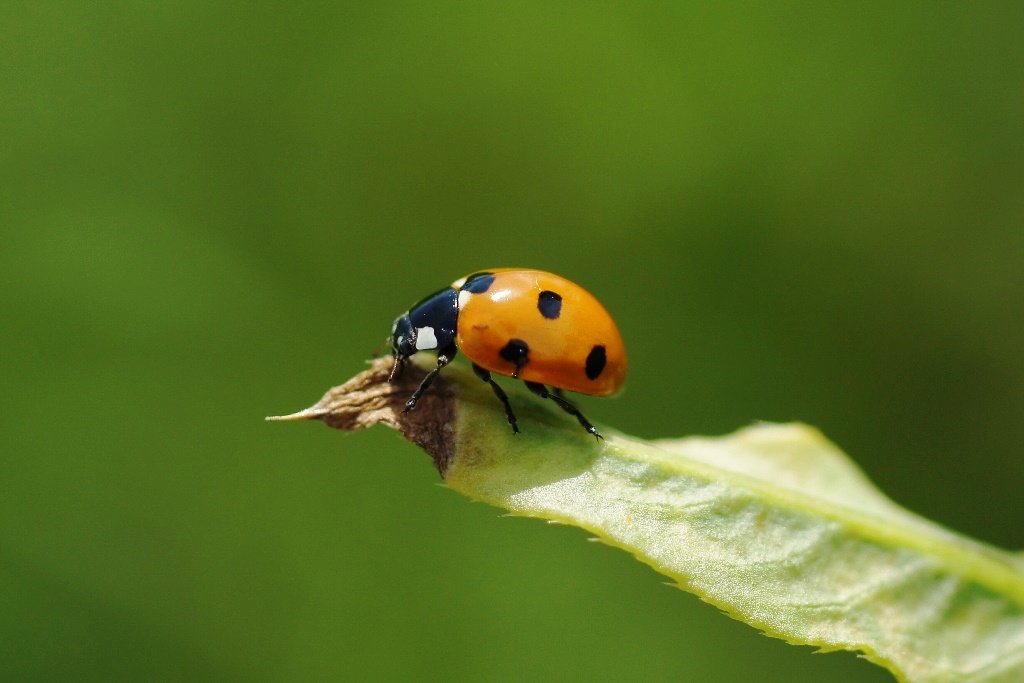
<box><xmin>271</xmin><ymin>358</ymin><xmax>1024</xmax><ymax>683</ymax></box>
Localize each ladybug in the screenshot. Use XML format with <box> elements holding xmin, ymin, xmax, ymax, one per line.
<box><xmin>389</xmin><ymin>269</ymin><xmax>627</xmax><ymax>438</ymax></box>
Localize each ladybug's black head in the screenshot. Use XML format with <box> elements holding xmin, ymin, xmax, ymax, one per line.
<box><xmin>390</xmin><ymin>287</ymin><xmax>460</xmax><ymax>362</ymax></box>
<box><xmin>390</xmin><ymin>313</ymin><xmax>417</xmax><ymax>360</ymax></box>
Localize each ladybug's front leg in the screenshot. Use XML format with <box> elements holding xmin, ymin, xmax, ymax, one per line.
<box><xmin>403</xmin><ymin>345</ymin><xmax>457</xmax><ymax>413</ymax></box>
<box><xmin>388</xmin><ymin>355</ymin><xmax>405</xmax><ymax>382</ymax></box>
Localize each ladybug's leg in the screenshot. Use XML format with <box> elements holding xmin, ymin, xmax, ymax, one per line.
<box><xmin>388</xmin><ymin>355</ymin><xmax>405</xmax><ymax>382</ymax></box>
<box><xmin>525</xmin><ymin>381</ymin><xmax>602</xmax><ymax>440</ymax></box>
<box><xmin>403</xmin><ymin>345</ymin><xmax>457</xmax><ymax>413</ymax></box>
<box><xmin>472</xmin><ymin>363</ymin><xmax>520</xmax><ymax>434</ymax></box>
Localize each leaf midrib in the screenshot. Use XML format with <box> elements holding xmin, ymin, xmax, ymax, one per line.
<box><xmin>603</xmin><ymin>436</ymin><xmax>1024</xmax><ymax>607</ymax></box>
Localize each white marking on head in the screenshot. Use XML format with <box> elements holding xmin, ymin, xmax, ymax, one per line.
<box><xmin>457</xmin><ymin>289</ymin><xmax>472</xmax><ymax>309</ymax></box>
<box><xmin>452</xmin><ymin>276</ymin><xmax>467</xmax><ymax>288</ymax></box>
<box><xmin>415</xmin><ymin>326</ymin><xmax>438</xmax><ymax>350</ymax></box>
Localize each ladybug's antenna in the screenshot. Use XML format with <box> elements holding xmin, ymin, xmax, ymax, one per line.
<box><xmin>370</xmin><ymin>338</ymin><xmax>387</xmax><ymax>358</ymax></box>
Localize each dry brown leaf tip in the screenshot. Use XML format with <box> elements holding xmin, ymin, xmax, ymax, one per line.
<box><xmin>267</xmin><ymin>356</ymin><xmax>456</xmax><ymax>475</ymax></box>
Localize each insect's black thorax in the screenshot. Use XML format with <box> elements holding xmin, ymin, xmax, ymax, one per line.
<box><xmin>391</xmin><ymin>287</ymin><xmax>459</xmax><ymax>358</ymax></box>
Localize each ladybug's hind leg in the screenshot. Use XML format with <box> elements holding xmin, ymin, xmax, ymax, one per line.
<box><xmin>525</xmin><ymin>382</ymin><xmax>602</xmax><ymax>440</ymax></box>
<box><xmin>472</xmin><ymin>363</ymin><xmax>520</xmax><ymax>434</ymax></box>
<box><xmin>402</xmin><ymin>345</ymin><xmax>456</xmax><ymax>413</ymax></box>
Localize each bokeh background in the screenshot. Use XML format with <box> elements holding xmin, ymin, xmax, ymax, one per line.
<box><xmin>3</xmin><ymin>3</ymin><xmax>1023</xmax><ymax>681</ymax></box>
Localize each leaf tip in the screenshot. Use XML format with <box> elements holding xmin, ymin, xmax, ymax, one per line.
<box><xmin>267</xmin><ymin>357</ymin><xmax>456</xmax><ymax>475</ymax></box>
<box><xmin>265</xmin><ymin>408</ymin><xmax>325</xmax><ymax>422</ymax></box>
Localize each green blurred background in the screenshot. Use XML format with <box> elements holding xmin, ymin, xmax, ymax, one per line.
<box><xmin>2</xmin><ymin>2</ymin><xmax>1022</xmax><ymax>681</ymax></box>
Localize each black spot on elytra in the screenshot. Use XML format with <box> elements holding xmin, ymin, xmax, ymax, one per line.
<box><xmin>537</xmin><ymin>290</ymin><xmax>562</xmax><ymax>319</ymax></box>
<box><xmin>499</xmin><ymin>338</ymin><xmax>530</xmax><ymax>377</ymax></box>
<box><xmin>462</xmin><ymin>272</ymin><xmax>495</xmax><ymax>293</ymax></box>
<box><xmin>585</xmin><ymin>345</ymin><xmax>607</xmax><ymax>380</ymax></box>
